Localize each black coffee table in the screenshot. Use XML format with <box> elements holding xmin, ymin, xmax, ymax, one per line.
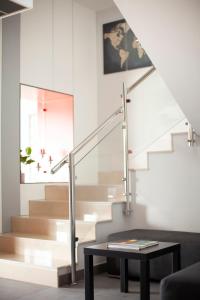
<box><xmin>84</xmin><ymin>241</ymin><xmax>180</xmax><ymax>300</ymax></box>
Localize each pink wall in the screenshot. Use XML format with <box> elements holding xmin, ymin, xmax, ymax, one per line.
<box><xmin>37</xmin><ymin>89</ymin><xmax>74</xmax><ymax>160</ymax></box>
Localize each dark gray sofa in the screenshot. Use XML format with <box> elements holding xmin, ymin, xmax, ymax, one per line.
<box><xmin>107</xmin><ymin>229</ymin><xmax>200</xmax><ymax>280</ymax></box>
<box><xmin>160</xmin><ymin>262</ymin><xmax>200</xmax><ymax>300</ymax></box>
<box><xmin>107</xmin><ymin>229</ymin><xmax>200</xmax><ymax>299</ymax></box>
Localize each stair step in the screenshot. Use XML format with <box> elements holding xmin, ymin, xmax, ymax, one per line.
<box><xmin>169</xmin><ymin>119</ymin><xmax>187</xmax><ymax>134</ymax></box>
<box><xmin>98</xmin><ymin>171</ymin><xmax>123</xmax><ymax>184</ymax></box>
<box><xmin>29</xmin><ymin>200</ymin><xmax>67</xmax><ymax>218</ymax></box>
<box><xmin>29</xmin><ymin>200</ymin><xmax>113</xmax><ymax>221</ymax></box>
<box><xmin>0</xmin><ymin>253</ymin><xmax>69</xmax><ymax>287</ymax></box>
<box><xmin>45</xmin><ymin>186</ymin><xmax>67</xmax><ymax>201</ymax></box>
<box><xmin>0</xmin><ymin>233</ymin><xmax>70</xmax><ymax>261</ymax></box>
<box><xmin>11</xmin><ymin>216</ymin><xmax>96</xmax><ymax>242</ymax></box>
<box><xmin>45</xmin><ymin>184</ymin><xmax>123</xmax><ymax>201</ymax></box>
<box><xmin>148</xmin><ymin>133</ymin><xmax>172</xmax><ymax>152</ymax></box>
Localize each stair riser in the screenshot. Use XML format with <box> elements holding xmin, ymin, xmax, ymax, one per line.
<box><xmin>76</xmin><ymin>186</ymin><xmax>123</xmax><ymax>202</ymax></box>
<box><xmin>29</xmin><ymin>201</ymin><xmax>112</xmax><ymax>220</ymax></box>
<box><xmin>11</xmin><ymin>217</ymin><xmax>96</xmax><ymax>242</ymax></box>
<box><xmin>0</xmin><ymin>236</ymin><xmax>70</xmax><ymax>260</ymax></box>
<box><xmin>29</xmin><ymin>201</ymin><xmax>67</xmax><ymax>218</ymax></box>
<box><xmin>98</xmin><ymin>171</ymin><xmax>123</xmax><ymax>185</ymax></box>
<box><xmin>45</xmin><ymin>185</ymin><xmax>123</xmax><ymax>201</ymax></box>
<box><xmin>75</xmin><ymin>202</ymin><xmax>112</xmax><ymax>221</ymax></box>
<box><xmin>45</xmin><ymin>186</ymin><xmax>68</xmax><ymax>201</ymax></box>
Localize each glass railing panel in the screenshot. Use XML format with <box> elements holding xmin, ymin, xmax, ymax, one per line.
<box><xmin>127</xmin><ymin>71</ymin><xmax>186</xmax><ymax>156</ymax></box>
<box><xmin>74</xmin><ymin>122</ymin><xmax>123</xmax><ymax>223</ymax></box>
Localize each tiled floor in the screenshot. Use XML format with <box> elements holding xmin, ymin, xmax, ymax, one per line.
<box><xmin>0</xmin><ymin>274</ymin><xmax>160</xmax><ymax>300</ymax></box>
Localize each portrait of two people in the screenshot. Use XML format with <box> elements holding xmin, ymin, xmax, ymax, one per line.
<box><xmin>103</xmin><ymin>19</ymin><xmax>152</xmax><ymax>74</ymax></box>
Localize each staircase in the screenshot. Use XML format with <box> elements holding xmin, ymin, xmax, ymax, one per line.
<box><xmin>0</xmin><ymin>173</ymin><xmax>132</xmax><ymax>287</ymax></box>
<box><xmin>0</xmin><ymin>66</ymin><xmax>189</xmax><ymax>287</ymax></box>
<box><xmin>0</xmin><ymin>118</ymin><xmax>189</xmax><ymax>287</ymax></box>
<box><xmin>0</xmin><ymin>166</ymin><xmax>136</xmax><ymax>287</ymax></box>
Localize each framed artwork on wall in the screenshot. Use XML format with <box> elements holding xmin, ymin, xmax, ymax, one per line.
<box><xmin>103</xmin><ymin>19</ymin><xmax>152</xmax><ymax>74</ymax></box>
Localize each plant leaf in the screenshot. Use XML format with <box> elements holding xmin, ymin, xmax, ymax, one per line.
<box><xmin>26</xmin><ymin>159</ymin><xmax>35</xmax><ymax>164</ymax></box>
<box><xmin>20</xmin><ymin>156</ymin><xmax>28</xmax><ymax>163</ymax></box>
<box><xmin>25</xmin><ymin>147</ymin><xmax>32</xmax><ymax>155</ymax></box>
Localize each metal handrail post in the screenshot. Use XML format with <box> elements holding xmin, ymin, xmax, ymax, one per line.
<box><xmin>68</xmin><ymin>153</ymin><xmax>76</xmax><ymax>284</ymax></box>
<box><xmin>122</xmin><ymin>82</ymin><xmax>132</xmax><ymax>214</ymax></box>
<box><xmin>187</xmin><ymin>122</ymin><xmax>195</xmax><ymax>147</ymax></box>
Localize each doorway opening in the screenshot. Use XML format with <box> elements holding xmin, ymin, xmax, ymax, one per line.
<box><xmin>20</xmin><ymin>84</ymin><xmax>74</xmax><ymax>183</ymax></box>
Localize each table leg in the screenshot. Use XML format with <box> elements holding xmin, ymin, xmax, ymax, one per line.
<box><xmin>140</xmin><ymin>259</ymin><xmax>150</xmax><ymax>300</ymax></box>
<box><xmin>172</xmin><ymin>246</ymin><xmax>181</xmax><ymax>272</ymax></box>
<box><xmin>85</xmin><ymin>254</ymin><xmax>94</xmax><ymax>300</ymax></box>
<box><xmin>120</xmin><ymin>258</ymin><xmax>128</xmax><ymax>293</ymax></box>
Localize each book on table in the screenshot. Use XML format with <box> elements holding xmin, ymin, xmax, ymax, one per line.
<box><xmin>107</xmin><ymin>239</ymin><xmax>159</xmax><ymax>250</ymax></box>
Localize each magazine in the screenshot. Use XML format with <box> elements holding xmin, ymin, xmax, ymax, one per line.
<box><xmin>107</xmin><ymin>239</ymin><xmax>159</xmax><ymax>250</ymax></box>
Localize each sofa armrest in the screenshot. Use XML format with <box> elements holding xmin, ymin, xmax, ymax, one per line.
<box><xmin>160</xmin><ymin>262</ymin><xmax>200</xmax><ymax>300</ymax></box>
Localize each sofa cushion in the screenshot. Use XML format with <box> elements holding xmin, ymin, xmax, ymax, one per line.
<box><xmin>107</xmin><ymin>229</ymin><xmax>200</xmax><ymax>280</ymax></box>
<box><xmin>160</xmin><ymin>262</ymin><xmax>200</xmax><ymax>300</ymax></box>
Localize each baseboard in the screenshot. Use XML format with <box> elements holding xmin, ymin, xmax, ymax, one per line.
<box><xmin>59</xmin><ymin>263</ymin><xmax>107</xmax><ymax>286</ymax></box>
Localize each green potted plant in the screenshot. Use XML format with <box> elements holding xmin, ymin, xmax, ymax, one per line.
<box><xmin>20</xmin><ymin>147</ymin><xmax>35</xmax><ymax>183</ymax></box>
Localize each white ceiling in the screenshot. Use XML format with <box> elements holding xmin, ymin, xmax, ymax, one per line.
<box><xmin>75</xmin><ymin>0</ymin><xmax>115</xmax><ymax>12</ymax></box>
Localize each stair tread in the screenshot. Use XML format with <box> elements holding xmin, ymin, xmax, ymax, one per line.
<box><xmin>30</xmin><ymin>199</ymin><xmax>66</xmax><ymax>203</ymax></box>
<box><xmin>0</xmin><ymin>252</ymin><xmax>70</xmax><ymax>269</ymax></box>
<box><xmin>30</xmin><ymin>199</ymin><xmax>122</xmax><ymax>204</ymax></box>
<box><xmin>7</xmin><ymin>228</ymin><xmax>96</xmax><ymax>244</ymax></box>
<box><xmin>46</xmin><ymin>184</ymin><xmax>123</xmax><ymax>187</ymax></box>
<box><xmin>13</xmin><ymin>215</ymin><xmax>97</xmax><ymax>224</ymax></box>
<box><xmin>1</xmin><ymin>233</ymin><xmax>69</xmax><ymax>243</ymax></box>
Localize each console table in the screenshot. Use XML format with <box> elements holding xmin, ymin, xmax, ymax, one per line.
<box><xmin>84</xmin><ymin>241</ymin><xmax>180</xmax><ymax>300</ymax></box>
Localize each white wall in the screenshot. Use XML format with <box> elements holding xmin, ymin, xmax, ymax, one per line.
<box><xmin>96</xmin><ymin>6</ymin><xmax>184</xmax><ymax>170</ymax></box>
<box><xmin>21</xmin><ymin>0</ymin><xmax>98</xmax><ymax>148</ymax></box>
<box><xmin>21</xmin><ymin>0</ymin><xmax>73</xmax><ymax>93</ymax></box>
<box><xmin>73</xmin><ymin>1</ymin><xmax>98</xmax><ymax>184</ymax></box>
<box><xmin>0</xmin><ymin>21</ymin><xmax>2</xmax><ymax>232</ymax></box>
<box><xmin>20</xmin><ymin>0</ymin><xmax>98</xmax><ymax>211</ymax></box>
<box><xmin>114</xmin><ymin>0</ymin><xmax>200</xmax><ymax>134</ymax></box>
<box><xmin>133</xmin><ymin>134</ymin><xmax>200</xmax><ymax>233</ymax></box>
<box><xmin>73</xmin><ymin>1</ymin><xmax>97</xmax><ymax>145</ymax></box>
<box><xmin>20</xmin><ymin>184</ymin><xmax>45</xmax><ymax>215</ymax></box>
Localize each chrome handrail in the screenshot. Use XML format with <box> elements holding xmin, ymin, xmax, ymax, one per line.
<box><xmin>74</xmin><ymin>121</ymin><xmax>122</xmax><ymax>167</ymax></box>
<box><xmin>51</xmin><ymin>155</ymin><xmax>69</xmax><ymax>174</ymax></box>
<box><xmin>50</xmin><ymin>66</ymin><xmax>156</xmax><ymax>285</ymax></box>
<box><xmin>127</xmin><ymin>66</ymin><xmax>156</xmax><ymax>95</ymax></box>
<box><xmin>71</xmin><ymin>106</ymin><xmax>123</xmax><ymax>155</ymax></box>
<box><xmin>51</xmin><ymin>107</ymin><xmax>122</xmax><ymax>175</ymax></box>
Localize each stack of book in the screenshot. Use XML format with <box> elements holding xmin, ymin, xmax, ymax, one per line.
<box><xmin>107</xmin><ymin>239</ymin><xmax>159</xmax><ymax>250</ymax></box>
